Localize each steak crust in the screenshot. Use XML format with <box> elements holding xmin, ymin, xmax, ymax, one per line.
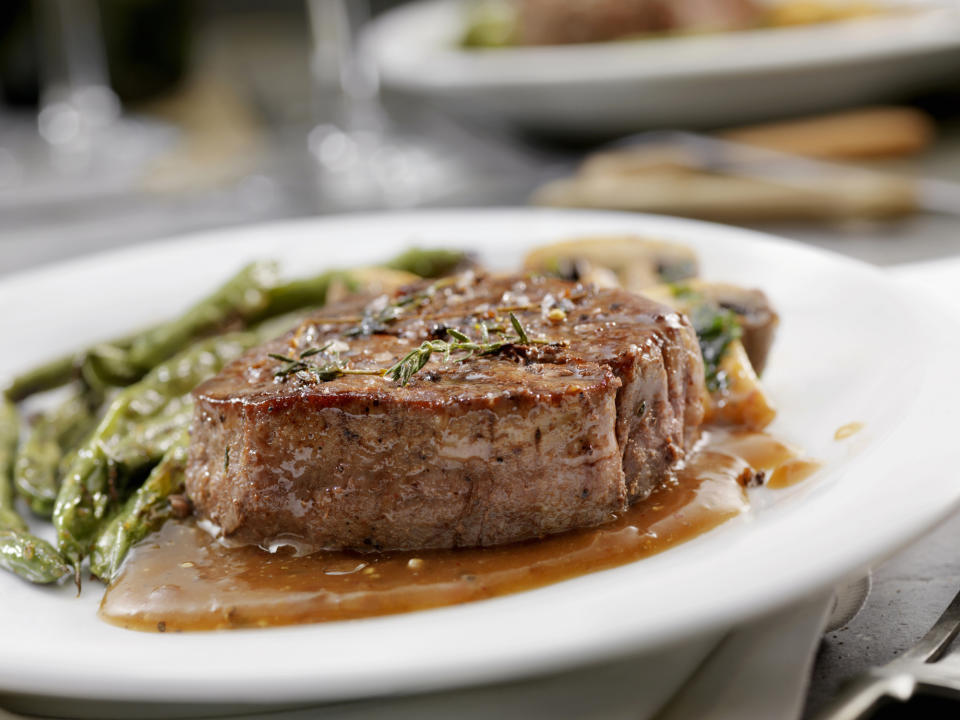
<box><xmin>187</xmin><ymin>273</ymin><xmax>705</xmax><ymax>552</ymax></box>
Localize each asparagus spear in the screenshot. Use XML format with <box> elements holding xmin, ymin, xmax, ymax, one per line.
<box><xmin>0</xmin><ymin>398</ymin><xmax>23</xmax><ymax>533</ymax></box>
<box><xmin>78</xmin><ymin>257</ymin><xmax>458</xmax><ymax>385</ymax></box>
<box><xmin>0</xmin><ymin>530</ymin><xmax>71</xmax><ymax>584</ymax></box>
<box><xmin>3</xmin><ymin>355</ymin><xmax>77</xmax><ymax>404</ymax></box>
<box><xmin>384</xmin><ymin>247</ymin><xmax>471</xmax><ymax>278</ymax></box>
<box><xmin>0</xmin><ymin>398</ymin><xmax>70</xmax><ymax>583</ymax></box>
<box><xmin>14</xmin><ymin>386</ymin><xmax>102</xmax><ymax>518</ymax></box>
<box><xmin>647</xmin><ymin>283</ymin><xmax>776</xmax><ymax>430</ymax></box>
<box><xmin>53</xmin><ymin>331</ymin><xmax>260</xmax><ymax>566</ymax></box>
<box><xmin>3</xmin><ymin>249</ymin><xmax>470</xmax><ymax>582</ymax></box>
<box><xmin>4</xmin><ymin>249</ymin><xmax>470</xmax><ymax>402</ymax></box>
<box><xmin>84</xmin><ymin>262</ymin><xmax>277</xmax><ymax>387</ymax></box>
<box><xmin>90</xmin><ymin>431</ymin><xmax>189</xmax><ymax>582</ymax></box>
<box><xmin>248</xmin><ymin>248</ymin><xmax>469</xmax><ymax>321</ymax></box>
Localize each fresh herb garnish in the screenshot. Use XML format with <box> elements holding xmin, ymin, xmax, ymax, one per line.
<box><xmin>273</xmin><ymin>315</ymin><xmax>550</xmax><ymax>387</ymax></box>
<box><xmin>385</xmin><ymin>320</ymin><xmax>542</xmax><ymax>386</ymax></box>
<box><xmin>666</xmin><ymin>285</ymin><xmax>742</xmax><ymax>393</ymax></box>
<box><xmin>690</xmin><ymin>304</ymin><xmax>742</xmax><ymax>393</ymax></box>
<box><xmin>509</xmin><ymin>312</ymin><xmax>529</xmax><ymax>344</ymax></box>
<box><xmin>345</xmin><ymin>278</ymin><xmax>456</xmax><ymax>337</ymax></box>
<box><xmin>268</xmin><ymin>343</ymin><xmax>368</xmax><ymax>382</ymax></box>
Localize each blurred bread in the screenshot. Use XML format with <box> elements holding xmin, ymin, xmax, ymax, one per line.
<box><xmin>533</xmin><ymin>171</ymin><xmax>918</xmax><ymax>221</ymax></box>
<box><xmin>720</xmin><ymin>107</ymin><xmax>934</xmax><ymax>160</ymax></box>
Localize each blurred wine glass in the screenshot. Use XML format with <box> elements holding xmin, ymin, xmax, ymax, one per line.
<box><xmin>0</xmin><ymin>0</ymin><xmax>175</xmax><ymax>210</ymax></box>
<box><xmin>35</xmin><ymin>0</ymin><xmax>119</xmax><ymax>157</ymax></box>
<box><xmin>306</xmin><ymin>0</ymin><xmax>464</xmax><ymax>210</ymax></box>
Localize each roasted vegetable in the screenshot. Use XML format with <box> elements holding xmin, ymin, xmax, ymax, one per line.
<box><xmin>648</xmin><ymin>283</ymin><xmax>776</xmax><ymax>430</ymax></box>
<box><xmin>2</xmin><ymin>248</ymin><xmax>474</xmax><ymax>581</ymax></box>
<box><xmin>14</xmin><ymin>386</ymin><xmax>102</xmax><ymax>517</ymax></box>
<box><xmin>3</xmin><ymin>355</ymin><xmax>78</xmax><ymax>404</ymax></box>
<box><xmin>0</xmin><ymin>530</ymin><xmax>71</xmax><ymax>584</ymax></box>
<box><xmin>706</xmin><ymin>338</ymin><xmax>777</xmax><ymax>430</ymax></box>
<box><xmin>4</xmin><ymin>249</ymin><xmax>473</xmax><ymax>403</ymax></box>
<box><xmin>384</xmin><ymin>247</ymin><xmax>473</xmax><ymax>279</ymax></box>
<box><xmin>53</xmin><ymin>332</ymin><xmax>260</xmax><ymax>566</ymax></box>
<box><xmin>523</xmin><ymin>235</ymin><xmax>698</xmax><ymax>290</ymax></box>
<box><xmin>90</xmin><ymin>431</ymin><xmax>189</xmax><ymax>582</ymax></box>
<box><xmin>646</xmin><ymin>280</ymin><xmax>778</xmax><ymax>375</ymax></box>
<box><xmin>0</xmin><ymin>398</ymin><xmax>22</xmax><ymax>533</ymax></box>
<box><xmin>0</xmin><ymin>398</ymin><xmax>71</xmax><ymax>584</ymax></box>
<box><xmin>84</xmin><ymin>263</ymin><xmax>277</xmax><ymax>387</ymax></box>
<box><xmin>687</xmin><ymin>301</ymin><xmax>743</xmax><ymax>394</ymax></box>
<box><xmin>324</xmin><ymin>267</ymin><xmax>419</xmax><ymax>305</ymax></box>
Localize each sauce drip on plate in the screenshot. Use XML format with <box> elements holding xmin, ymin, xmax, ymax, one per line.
<box><xmin>99</xmin><ymin>429</ymin><xmax>815</xmax><ymax>632</ymax></box>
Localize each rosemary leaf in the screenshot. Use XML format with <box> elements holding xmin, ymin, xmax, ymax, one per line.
<box><xmin>273</xmin><ymin>313</ymin><xmax>548</xmax><ymax>387</ymax></box>
<box><xmin>509</xmin><ymin>313</ymin><xmax>529</xmax><ymax>344</ymax></box>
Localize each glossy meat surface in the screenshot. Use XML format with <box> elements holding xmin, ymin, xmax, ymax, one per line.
<box><xmin>187</xmin><ymin>273</ymin><xmax>705</xmax><ymax>551</ymax></box>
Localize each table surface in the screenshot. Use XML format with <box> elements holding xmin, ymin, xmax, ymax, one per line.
<box><xmin>2</xmin><ymin>35</ymin><xmax>960</xmax><ymax>714</ymax></box>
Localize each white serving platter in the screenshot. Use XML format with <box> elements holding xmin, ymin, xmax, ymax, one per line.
<box><xmin>2</xmin><ymin>209</ymin><xmax>959</xmax><ymax>712</ymax></box>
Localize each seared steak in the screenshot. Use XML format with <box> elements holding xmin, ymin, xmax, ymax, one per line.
<box><xmin>186</xmin><ymin>273</ymin><xmax>705</xmax><ymax>552</ymax></box>
<box><xmin>517</xmin><ymin>0</ymin><xmax>761</xmax><ymax>46</ymax></box>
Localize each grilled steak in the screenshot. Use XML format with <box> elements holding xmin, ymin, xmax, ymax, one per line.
<box><xmin>517</xmin><ymin>0</ymin><xmax>761</xmax><ymax>46</ymax></box>
<box><xmin>186</xmin><ymin>273</ymin><xmax>705</xmax><ymax>552</ymax></box>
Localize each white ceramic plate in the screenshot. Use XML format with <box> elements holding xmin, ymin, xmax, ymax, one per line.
<box><xmin>2</xmin><ymin>209</ymin><xmax>960</xmax><ymax>709</ymax></box>
<box><xmin>364</xmin><ymin>0</ymin><xmax>960</xmax><ymax>136</ymax></box>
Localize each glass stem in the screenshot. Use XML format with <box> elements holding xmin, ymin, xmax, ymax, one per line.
<box><xmin>307</xmin><ymin>0</ymin><xmax>384</xmax><ymax>134</ymax></box>
<box><xmin>36</xmin><ymin>0</ymin><xmax>119</xmax><ymax>149</ymax></box>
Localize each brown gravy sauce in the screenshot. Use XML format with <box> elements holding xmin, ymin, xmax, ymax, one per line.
<box><xmin>99</xmin><ymin>428</ymin><xmax>818</xmax><ymax>633</ymax></box>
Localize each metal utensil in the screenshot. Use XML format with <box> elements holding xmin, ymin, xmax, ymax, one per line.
<box><xmin>813</xmin><ymin>584</ymin><xmax>960</xmax><ymax>719</ymax></box>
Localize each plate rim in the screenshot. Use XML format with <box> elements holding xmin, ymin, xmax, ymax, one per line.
<box><xmin>365</xmin><ymin>0</ymin><xmax>960</xmax><ymax>90</ymax></box>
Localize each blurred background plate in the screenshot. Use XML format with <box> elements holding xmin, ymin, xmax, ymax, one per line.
<box><xmin>364</xmin><ymin>0</ymin><xmax>960</xmax><ymax>137</ymax></box>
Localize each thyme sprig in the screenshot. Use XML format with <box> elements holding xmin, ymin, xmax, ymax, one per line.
<box><xmin>272</xmin><ymin>312</ymin><xmax>549</xmax><ymax>387</ymax></box>
<box><xmin>384</xmin><ymin>313</ymin><xmax>550</xmax><ymax>386</ymax></box>
<box><xmin>269</xmin><ymin>343</ymin><xmax>377</xmax><ymax>382</ymax></box>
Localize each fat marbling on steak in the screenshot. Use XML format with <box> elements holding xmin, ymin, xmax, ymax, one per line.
<box><xmin>186</xmin><ymin>272</ymin><xmax>706</xmax><ymax>552</ymax></box>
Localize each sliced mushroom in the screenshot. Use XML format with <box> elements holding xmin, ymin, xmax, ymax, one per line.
<box><xmin>706</xmin><ymin>339</ymin><xmax>777</xmax><ymax>431</ymax></box>
<box><xmin>523</xmin><ymin>235</ymin><xmax>698</xmax><ymax>291</ymax></box>
<box><xmin>643</xmin><ymin>282</ymin><xmax>777</xmax><ymax>430</ymax></box>
<box><xmin>326</xmin><ymin>267</ymin><xmax>421</xmax><ymax>305</ymax></box>
<box><xmin>645</xmin><ymin>280</ymin><xmax>778</xmax><ymax>375</ymax></box>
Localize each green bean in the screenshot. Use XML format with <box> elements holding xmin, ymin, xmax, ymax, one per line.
<box><xmin>130</xmin><ymin>264</ymin><xmax>274</xmax><ymax>370</ymax></box>
<box><xmin>4</xmin><ymin>250</ymin><xmax>465</xmax><ymax>403</ymax></box>
<box><xmin>3</xmin><ymin>354</ymin><xmax>78</xmax><ymax>403</ymax></box>
<box><xmin>385</xmin><ymin>247</ymin><xmax>470</xmax><ymax>278</ymax></box>
<box><xmin>253</xmin><ymin>272</ymin><xmax>337</xmax><ymax>321</ymax></box>
<box><xmin>5</xmin><ymin>264</ymin><xmax>272</xmax><ymax>398</ymax></box>
<box><xmin>53</xmin><ymin>331</ymin><xmax>260</xmax><ymax>565</ymax></box>
<box><xmin>2</xmin><ymin>249</ymin><xmax>468</xmax><ymax>581</ymax></box>
<box><xmin>0</xmin><ymin>531</ymin><xmax>70</xmax><ymax>584</ymax></box>
<box><xmin>83</xmin><ymin>262</ymin><xmax>276</xmax><ymax>387</ymax></box>
<box><xmin>14</xmin><ymin>386</ymin><xmax>101</xmax><ymax>518</ymax></box>
<box><xmin>0</xmin><ymin>398</ymin><xmax>24</xmax><ymax>532</ymax></box>
<box><xmin>90</xmin><ymin>431</ymin><xmax>189</xmax><ymax>582</ymax></box>
<box><xmin>250</xmin><ymin>251</ymin><xmax>468</xmax><ymax>323</ymax></box>
<box><xmin>0</xmin><ymin>398</ymin><xmax>71</xmax><ymax>583</ymax></box>
<box><xmin>3</xmin><ymin>327</ymin><xmax>149</xmax><ymax>401</ymax></box>
<box><xmin>4</xmin><ymin>330</ymin><xmax>151</xmax><ymax>401</ymax></box>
